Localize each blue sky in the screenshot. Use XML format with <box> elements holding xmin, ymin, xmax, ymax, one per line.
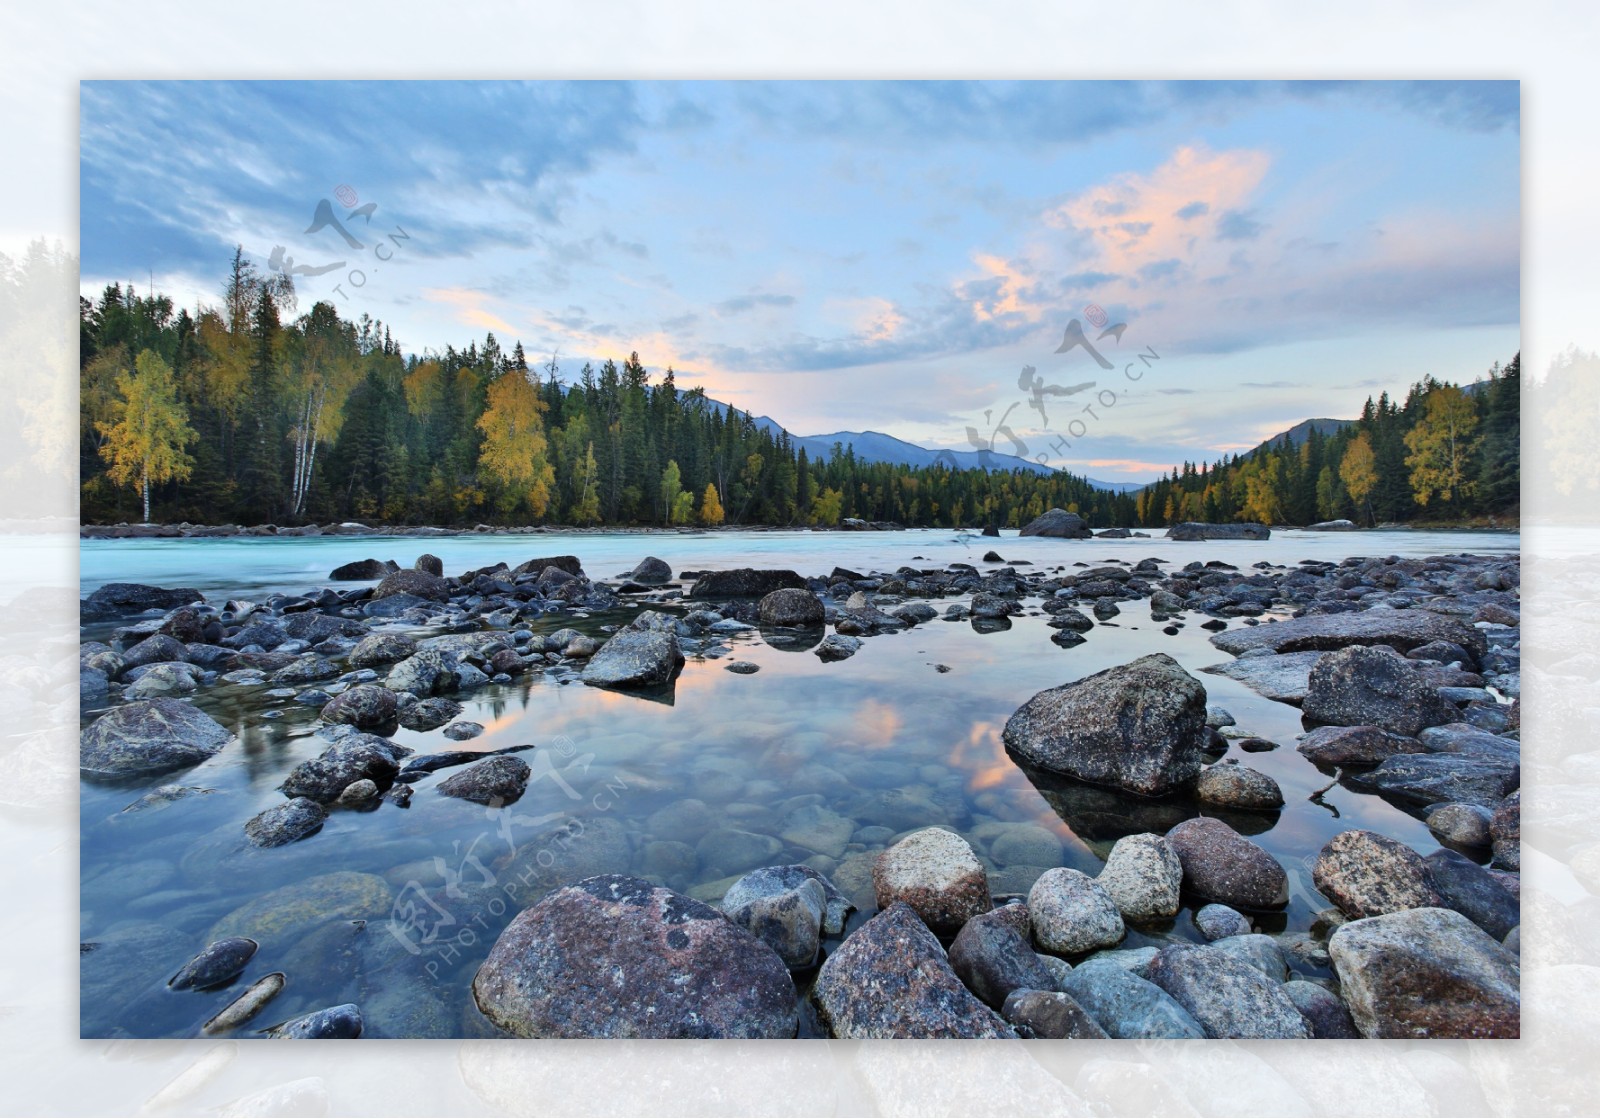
<box><xmin>80</xmin><ymin>80</ymin><xmax>1519</xmax><ymax>481</ymax></box>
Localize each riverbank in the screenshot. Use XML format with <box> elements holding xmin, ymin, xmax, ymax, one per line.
<box><xmin>79</xmin><ymin>535</ymin><xmax>1520</xmax><ymax>1039</ymax></box>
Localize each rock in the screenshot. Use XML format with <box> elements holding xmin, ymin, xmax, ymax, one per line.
<box><xmin>271</xmin><ymin>653</ymin><xmax>339</xmax><ymax>686</ymax></box>
<box><xmin>1028</xmin><ymin>868</ymin><xmax>1125</xmax><ymax>955</ymax></box>
<box><xmin>80</xmin><ymin>698</ymin><xmax>231</xmax><ymax>780</ymax></box>
<box><xmin>815</xmin><ymin>634</ymin><xmax>862</xmax><ymax>661</ymax></box>
<box><xmin>628</xmin><ymin>556</ymin><xmax>672</xmax><ymax>584</ymax></box>
<box><xmin>1166</xmin><ymin>522</ymin><xmax>1270</xmax><ymax>541</ymax></box>
<box><xmin>1166</xmin><ymin>817</ymin><xmax>1288</xmax><ymax>910</ymax></box>
<box><xmin>337</xmin><ymin>779</ymin><xmax>379</xmax><ymax>805</ymax></box>
<box><xmin>398</xmin><ymin>697</ymin><xmax>462</xmax><ymax>731</ymax></box>
<box><xmin>329</xmin><ymin>558</ymin><xmax>395</xmax><ymax>580</ymax></box>
<box><xmin>1296</xmin><ymin>724</ymin><xmax>1423</xmax><ymax>767</ymax></box>
<box><xmin>1056</xmin><ymin>960</ymin><xmax>1205</xmax><ymax>1039</ymax></box>
<box><xmin>722</xmin><ymin>864</ymin><xmax>853</xmax><ymax>937</ymax></box>
<box><xmin>1200</xmin><ymin>651</ymin><xmax>1323</xmax><ymax>704</ymax></box>
<box><xmin>1001</xmin><ymin>653</ymin><xmax>1207</xmax><ymax>797</ymax></box>
<box><xmin>725</xmin><ymin>661</ymin><xmax>759</xmax><ymax>674</ymax></box>
<box><xmin>210</xmin><ymin>871</ymin><xmax>393</xmax><ymax>943</ymax></box>
<box><xmin>413</xmin><ymin>553</ymin><xmax>444</xmax><ymax>576</ymax></box>
<box><xmin>1195</xmin><ymin>764</ymin><xmax>1284</xmax><ymax>811</ymax></box>
<box><xmin>989</xmin><ymin>824</ymin><xmax>1064</xmax><ymax>869</ymax></box>
<box><xmin>948</xmin><ymin>907</ymin><xmax>1058</xmax><ymax>1010</ymax></box>
<box><xmin>511</xmin><ymin>554</ymin><xmax>583</xmax><ymax>579</ymax></box>
<box><xmin>758</xmin><ymin>588</ymin><xmax>825</xmax><ymax>627</ymax></box>
<box><xmin>696</xmin><ymin>828</ymin><xmax>784</xmax><ymax>876</ymax></box>
<box><xmin>811</xmin><ymin>902</ymin><xmax>1016</xmax><ymax>1038</ymax></box>
<box><xmin>370</xmin><ymin>568</ymin><xmax>450</xmax><ymax>603</ymax></box>
<box><xmin>1206</xmin><ymin>932</ymin><xmax>1288</xmax><ymax>981</ymax></box>
<box><xmin>1307</xmin><ymin>519</ymin><xmax>1356</xmax><ymax>531</ymax></box>
<box><xmin>268</xmin><ymin>1003</ymin><xmax>364</xmax><ymax>1039</ymax></box>
<box><xmin>1283</xmin><ymin>979</ymin><xmax>1359</xmax><ymax>1038</ymax></box>
<box><xmin>1491</xmin><ymin>792</ymin><xmax>1520</xmax><ymax>870</ymax></box>
<box><xmin>1097</xmin><ymin>833</ymin><xmax>1183</xmax><ymax>923</ymax></box>
<box><xmin>1018</xmin><ymin>509</ymin><xmax>1093</xmax><ymax>538</ymax></box>
<box><xmin>442</xmin><ymin>721</ymin><xmax>484</xmax><ymax>741</ymax></box>
<box><xmin>582</xmin><ymin>628</ymin><xmax>684</xmax><ymax>690</ymax></box>
<box><xmin>385</xmin><ymin>649</ymin><xmax>470</xmax><ymax>696</ymax></box>
<box><xmin>1000</xmin><ymin>989</ymin><xmax>1109</xmax><ymax>1039</ymax></box>
<box><xmin>201</xmin><ymin>973</ymin><xmax>286</xmax><ymax>1035</ymax></box>
<box><xmin>437</xmin><ymin>756</ymin><xmax>531</xmax><ymax>805</ymax></box>
<box><xmin>319</xmin><ymin>684</ymin><xmax>398</xmax><ymax>730</ymax></box>
<box><xmin>1425</xmin><ymin>802</ymin><xmax>1494</xmax><ymax>848</ymax></box>
<box><xmin>688</xmin><ymin>568</ymin><xmax>808</xmax><ymax>599</ymax></box>
<box><xmin>125</xmin><ymin>662</ymin><xmax>201</xmax><ymax>698</ymax></box>
<box><xmin>347</xmin><ymin>632</ymin><xmax>418</xmax><ymax>668</ymax></box>
<box><xmin>244</xmin><ymin>797</ymin><xmax>327</xmax><ymax>847</ymax></box>
<box><xmin>84</xmin><ymin>581</ymin><xmax>203</xmax><ymax>617</ymax></box>
<box><xmin>280</xmin><ymin>735</ymin><xmax>405</xmax><ymax>803</ymax></box>
<box><xmin>1312</xmin><ymin>830</ymin><xmax>1441</xmax><ymax>919</ymax></box>
<box><xmin>1211</xmin><ymin>609</ymin><xmax>1486</xmax><ymax>660</ymax></box>
<box><xmin>168</xmin><ymin>936</ymin><xmax>258</xmax><ymax>990</ymax></box>
<box><xmin>1194</xmin><ymin>903</ymin><xmax>1251</xmax><ymax>941</ymax></box>
<box><xmin>1302</xmin><ymin>645</ymin><xmax>1459</xmax><ymax>736</ymax></box>
<box><xmin>873</xmin><ymin>828</ymin><xmax>990</xmax><ymax>934</ymax></box>
<box><xmin>721</xmin><ymin>872</ymin><xmax>827</xmax><ymax>970</ymax></box>
<box><xmin>779</xmin><ymin>803</ymin><xmax>855</xmax><ymax>860</ymax></box>
<box><xmin>472</xmin><ymin>875</ymin><xmax>797</xmax><ymax>1038</ymax></box>
<box><xmin>1144</xmin><ymin>943</ymin><xmax>1309</xmax><ymax>1038</ymax></box>
<box><xmin>1352</xmin><ymin>752</ymin><xmax>1519</xmax><ymax>808</ymax></box>
<box><xmin>1424</xmin><ymin>848</ymin><xmax>1520</xmax><ymax>939</ymax></box>
<box><xmin>1329</xmin><ymin>907</ymin><xmax>1520</xmax><ymax>1038</ymax></box>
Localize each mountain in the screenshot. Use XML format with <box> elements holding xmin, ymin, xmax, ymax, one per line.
<box><xmin>1258</xmin><ymin>417</ymin><xmax>1353</xmax><ymax>450</ymax></box>
<box><xmin>1082</xmin><ymin>478</ymin><xmax>1150</xmax><ymax>494</ymax></box>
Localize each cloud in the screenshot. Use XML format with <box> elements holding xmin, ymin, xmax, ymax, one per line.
<box><xmin>1175</xmin><ymin>201</ymin><xmax>1210</xmax><ymax>220</ymax></box>
<box><xmin>1216</xmin><ymin>209</ymin><xmax>1266</xmax><ymax>241</ymax></box>
<box><xmin>1239</xmin><ymin>380</ymin><xmax>1299</xmax><ymax>389</ymax></box>
<box><xmin>714</xmin><ymin>292</ymin><xmax>797</xmax><ymax>316</ymax></box>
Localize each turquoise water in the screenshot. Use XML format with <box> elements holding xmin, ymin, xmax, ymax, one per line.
<box><xmin>78</xmin><ymin>528</ymin><xmax>1518</xmax><ymax>1038</ymax></box>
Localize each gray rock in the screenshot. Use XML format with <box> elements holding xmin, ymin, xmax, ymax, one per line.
<box><xmin>628</xmin><ymin>556</ymin><xmax>672</xmax><ymax>584</ymax></box>
<box><xmin>1425</xmin><ymin>802</ymin><xmax>1495</xmax><ymax>848</ymax></box>
<box><xmin>811</xmin><ymin>902</ymin><xmax>1016</xmax><ymax>1038</ymax></box>
<box><xmin>1353</xmin><ymin>751</ymin><xmax>1519</xmax><ymax>808</ymax></box>
<box><xmin>779</xmin><ymin>803</ymin><xmax>855</xmax><ymax>860</ymax></box>
<box><xmin>1313</xmin><ymin>829</ymin><xmax>1441</xmax><ymax>919</ymax></box>
<box><xmin>1195</xmin><ymin>764</ymin><xmax>1284</xmax><ymax>810</ymax></box>
<box><xmin>696</xmin><ymin>828</ymin><xmax>784</xmax><ymax>876</ymax></box>
<box><xmin>1097</xmin><ymin>833</ymin><xmax>1183</xmax><ymax>923</ymax></box>
<box><xmin>168</xmin><ymin>936</ymin><xmax>258</xmax><ymax>990</ymax></box>
<box><xmin>398</xmin><ymin>697</ymin><xmax>462</xmax><ymax>731</ymax></box>
<box><xmin>721</xmin><ymin>873</ymin><xmax>826</xmax><ymax>970</ymax></box>
<box><xmin>370</xmin><ymin>568</ymin><xmax>450</xmax><ymax>602</ymax></box>
<box><xmin>1283</xmin><ymin>979</ymin><xmax>1359</xmax><ymax>1038</ymax></box>
<box><xmin>1492</xmin><ymin>792</ymin><xmax>1520</xmax><ymax>870</ymax></box>
<box><xmin>329</xmin><ymin>558</ymin><xmax>396</xmax><ymax>580</ymax></box>
<box><xmin>948</xmin><ymin>907</ymin><xmax>1058</xmax><ymax>1010</ymax></box>
<box><xmin>989</xmin><ymin>824</ymin><xmax>1064</xmax><ymax>869</ymax></box>
<box><xmin>437</xmin><ymin>756</ymin><xmax>531</xmax><ymax>805</ymax></box>
<box><xmin>582</xmin><ymin>628</ymin><xmax>684</xmax><ymax>689</ymax></box>
<box><xmin>268</xmin><ymin>1003</ymin><xmax>364</xmax><ymax>1039</ymax></box>
<box><xmin>1166</xmin><ymin>816</ymin><xmax>1288</xmax><ymax>910</ymax></box>
<box><xmin>1166</xmin><ymin>522</ymin><xmax>1270</xmax><ymax>541</ymax></box>
<box><xmin>1211</xmin><ymin>609</ymin><xmax>1486</xmax><ymax>660</ymax></box>
<box><xmin>442</xmin><ymin>721</ymin><xmax>484</xmax><ymax>741</ymax></box>
<box><xmin>758</xmin><ymin>588</ymin><xmax>825</xmax><ymax>627</ymax></box>
<box><xmin>1206</xmin><ymin>933</ymin><xmax>1289</xmax><ymax>982</ymax></box>
<box><xmin>80</xmin><ymin>698</ymin><xmax>231</xmax><ymax>780</ymax></box>
<box><xmin>1019</xmin><ymin>509</ymin><xmax>1093</xmax><ymax>538</ymax></box>
<box><xmin>244</xmin><ymin>797</ymin><xmax>327</xmax><ymax>847</ymax></box>
<box><xmin>815</xmin><ymin>634</ymin><xmax>863</xmax><ymax>661</ymax></box>
<box><xmin>688</xmin><ymin>568</ymin><xmax>808</xmax><ymax>599</ymax></box>
<box><xmin>1002</xmin><ymin>653</ymin><xmax>1207</xmax><ymax>797</ymax></box>
<box><xmin>1303</xmin><ymin>645</ymin><xmax>1459</xmax><ymax>736</ymax></box>
<box><xmin>120</xmin><ymin>633</ymin><xmax>192</xmax><ymax>669</ymax></box>
<box><xmin>1424</xmin><ymin>848</ymin><xmax>1520</xmax><ymax>939</ymax></box>
<box><xmin>347</xmin><ymin>632</ymin><xmax>418</xmax><ymax>668</ymax></box>
<box><xmin>1001</xmin><ymin>989</ymin><xmax>1110</xmax><ymax>1039</ymax></box>
<box><xmin>1028</xmin><ymin>868</ymin><xmax>1125</xmax><ymax>955</ymax></box>
<box><xmin>280</xmin><ymin>735</ymin><xmax>405</xmax><ymax>803</ymax></box>
<box><xmin>1297</xmin><ymin>724</ymin><xmax>1423</xmax><ymax>767</ymax></box>
<box><xmin>1418</xmin><ymin>723</ymin><xmax>1520</xmax><ymax>760</ymax></box>
<box><xmin>1329</xmin><ymin>907</ymin><xmax>1520</xmax><ymax>1038</ymax></box>
<box><xmin>1307</xmin><ymin>519</ymin><xmax>1356</xmax><ymax>531</ymax></box>
<box><xmin>337</xmin><ymin>779</ymin><xmax>379</xmax><ymax>805</ymax></box>
<box><xmin>473</xmin><ymin>876</ymin><xmax>797</xmax><ymax>1038</ymax></box>
<box><xmin>1056</xmin><ymin>960</ymin><xmax>1205</xmax><ymax>1039</ymax></box>
<box><xmin>1200</xmin><ymin>651</ymin><xmax>1324</xmax><ymax>704</ymax></box>
<box><xmin>319</xmin><ymin>684</ymin><xmax>398</xmax><ymax>730</ymax></box>
<box><xmin>1144</xmin><ymin>943</ymin><xmax>1309</xmax><ymax>1038</ymax></box>
<box><xmin>1194</xmin><ymin>903</ymin><xmax>1251</xmax><ymax>941</ymax></box>
<box><xmin>873</xmin><ymin>828</ymin><xmax>990</xmax><ymax>935</ymax></box>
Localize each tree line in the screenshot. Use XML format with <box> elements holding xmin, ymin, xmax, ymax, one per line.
<box><xmin>80</xmin><ymin>250</ymin><xmax>1519</xmax><ymax>530</ymax></box>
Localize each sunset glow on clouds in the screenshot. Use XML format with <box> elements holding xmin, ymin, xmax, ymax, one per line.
<box><xmin>81</xmin><ymin>81</ymin><xmax>1519</xmax><ymax>481</ymax></box>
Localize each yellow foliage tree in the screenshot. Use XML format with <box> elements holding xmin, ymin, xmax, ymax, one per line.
<box><xmin>1339</xmin><ymin>431</ymin><xmax>1378</xmax><ymax>524</ymax></box>
<box><xmin>96</xmin><ymin>349</ymin><xmax>197</xmax><ymax>523</ymax></box>
<box><xmin>699</xmin><ymin>482</ymin><xmax>726</xmax><ymax>526</ymax></box>
<box><xmin>476</xmin><ymin>370</ymin><xmax>555</xmax><ymax>517</ymax></box>
<box><xmin>1404</xmin><ymin>384</ymin><xmax>1481</xmax><ymax>508</ymax></box>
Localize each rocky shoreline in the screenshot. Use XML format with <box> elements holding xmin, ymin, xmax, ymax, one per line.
<box><xmin>78</xmin><ymin>513</ymin><xmax>1520</xmax><ymax>1039</ymax></box>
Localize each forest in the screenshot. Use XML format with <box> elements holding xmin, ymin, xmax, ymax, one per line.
<box><xmin>78</xmin><ymin>249</ymin><xmax>1521</xmax><ymax>531</ymax></box>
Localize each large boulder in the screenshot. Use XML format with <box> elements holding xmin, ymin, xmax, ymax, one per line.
<box><xmin>873</xmin><ymin>828</ymin><xmax>990</xmax><ymax>935</ymax></box>
<box><xmin>1002</xmin><ymin>653</ymin><xmax>1207</xmax><ymax>797</ymax></box>
<box><xmin>83</xmin><ymin>582</ymin><xmax>203</xmax><ymax>618</ymax></box>
<box><xmin>627</xmin><ymin>556</ymin><xmax>672</xmax><ymax>585</ymax></box>
<box><xmin>437</xmin><ymin>756</ymin><xmax>531</xmax><ymax>805</ymax></box>
<box><xmin>1329</xmin><ymin>907</ymin><xmax>1520</xmax><ymax>1038</ymax></box>
<box><xmin>758</xmin><ymin>588</ymin><xmax>825</xmax><ymax>627</ymax></box>
<box><xmin>329</xmin><ymin>558</ymin><xmax>396</xmax><ymax>581</ymax></box>
<box><xmin>347</xmin><ymin>631</ymin><xmax>419</xmax><ymax>668</ymax></box>
<box><xmin>1351</xmin><ymin>752</ymin><xmax>1519</xmax><ymax>808</ymax></box>
<box><xmin>1019</xmin><ymin>509</ymin><xmax>1093</xmax><ymax>538</ymax></box>
<box><xmin>1166</xmin><ymin>522</ymin><xmax>1270</xmax><ymax>541</ymax></box>
<box><xmin>719</xmin><ymin>868</ymin><xmax>830</xmax><ymax>969</ymax></box>
<box><xmin>1096</xmin><ymin>833</ymin><xmax>1183</xmax><ymax>923</ymax></box>
<box><xmin>1211</xmin><ymin>609</ymin><xmax>1487</xmax><ymax>659</ymax></box>
<box><xmin>280</xmin><ymin>735</ymin><xmax>405</xmax><ymax>803</ymax></box>
<box><xmin>688</xmin><ymin>568</ymin><xmax>807</xmax><ymax>599</ymax></box>
<box><xmin>1307</xmin><ymin>519</ymin><xmax>1356</xmax><ymax>531</ymax></box>
<box><xmin>1144</xmin><ymin>943</ymin><xmax>1309</xmax><ymax>1039</ymax></box>
<box><xmin>1424</xmin><ymin>848</ymin><xmax>1520</xmax><ymax>940</ymax></box>
<box><xmin>1296</xmin><ymin>725</ymin><xmax>1423</xmax><ymax>767</ymax></box>
<box><xmin>811</xmin><ymin>902</ymin><xmax>1016</xmax><ymax>1039</ymax></box>
<box><xmin>947</xmin><ymin>906</ymin><xmax>1058</xmax><ymax>1010</ymax></box>
<box><xmin>319</xmin><ymin>685</ymin><xmax>399</xmax><ymax>731</ymax></box>
<box><xmin>472</xmin><ymin>875</ymin><xmax>797</xmax><ymax>1038</ymax></box>
<box><xmin>1056</xmin><ymin>960</ymin><xmax>1205</xmax><ymax>1039</ymax></box>
<box><xmin>1165</xmin><ymin>817</ymin><xmax>1288</xmax><ymax>910</ymax></box>
<box><xmin>80</xmin><ymin>698</ymin><xmax>231</xmax><ymax>780</ymax></box>
<box><xmin>1302</xmin><ymin>645</ymin><xmax>1459</xmax><ymax>736</ymax></box>
<box><xmin>370</xmin><ymin>568</ymin><xmax>451</xmax><ymax>603</ymax></box>
<box><xmin>581</xmin><ymin>628</ymin><xmax>685</xmax><ymax>690</ymax></box>
<box><xmin>1312</xmin><ymin>830</ymin><xmax>1441</xmax><ymax>919</ymax></box>
<box><xmin>511</xmin><ymin>554</ymin><xmax>583</xmax><ymax>579</ymax></box>
<box><xmin>1028</xmin><ymin>868</ymin><xmax>1125</xmax><ymax>955</ymax></box>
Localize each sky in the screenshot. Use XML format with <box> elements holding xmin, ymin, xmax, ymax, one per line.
<box><xmin>79</xmin><ymin>80</ymin><xmax>1520</xmax><ymax>482</ymax></box>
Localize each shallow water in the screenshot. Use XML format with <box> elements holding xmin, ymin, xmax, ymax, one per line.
<box><xmin>78</xmin><ymin>527</ymin><xmax>1519</xmax><ymax>1038</ymax></box>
